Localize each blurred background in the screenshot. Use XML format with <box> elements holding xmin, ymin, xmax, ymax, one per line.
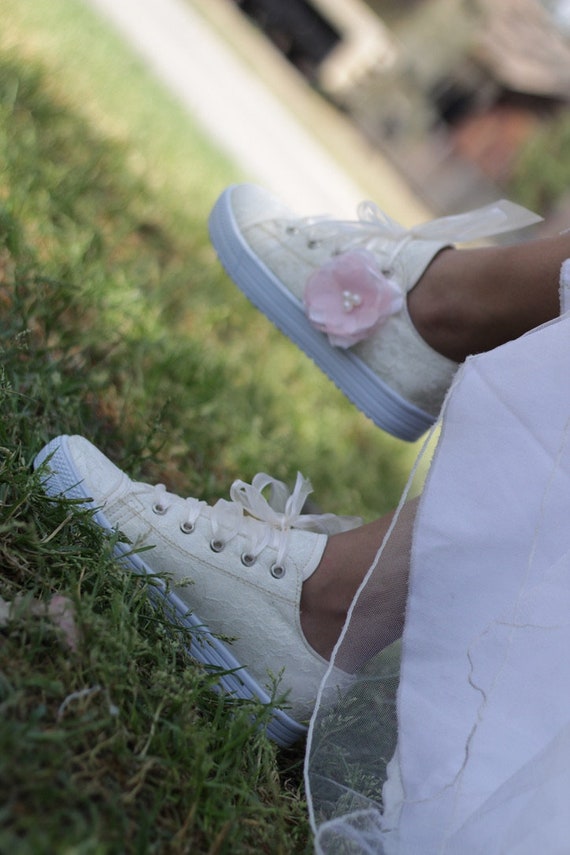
<box><xmin>218</xmin><ymin>0</ymin><xmax>570</xmax><ymax>220</ymax></box>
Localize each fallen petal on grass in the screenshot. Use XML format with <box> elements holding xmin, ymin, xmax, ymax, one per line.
<box><xmin>46</xmin><ymin>594</ymin><xmax>80</xmax><ymax>652</ymax></box>
<box><xmin>0</xmin><ymin>593</ymin><xmax>80</xmax><ymax>652</ymax></box>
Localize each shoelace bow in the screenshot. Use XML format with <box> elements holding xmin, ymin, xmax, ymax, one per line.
<box><xmin>282</xmin><ymin>199</ymin><xmax>542</xmax><ymax>270</ymax></box>
<box><xmin>151</xmin><ymin>472</ymin><xmax>361</xmax><ymax>572</ymax></box>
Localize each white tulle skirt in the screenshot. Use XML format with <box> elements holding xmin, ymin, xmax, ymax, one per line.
<box><xmin>306</xmin><ymin>298</ymin><xmax>570</xmax><ymax>854</ymax></box>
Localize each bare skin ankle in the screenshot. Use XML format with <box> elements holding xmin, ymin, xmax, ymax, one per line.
<box><xmin>408</xmin><ymin>235</ymin><xmax>568</xmax><ymax>363</ymax></box>
<box><xmin>299</xmin><ymin>525</ymin><xmax>380</xmax><ymax>661</ymax></box>
<box><xmin>300</xmin><ymin>501</ymin><xmax>418</xmax><ymax>665</ymax></box>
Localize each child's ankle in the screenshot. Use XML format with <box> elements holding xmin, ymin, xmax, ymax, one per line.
<box><xmin>407</xmin><ymin>248</ymin><xmax>471</xmax><ymax>362</ymax></box>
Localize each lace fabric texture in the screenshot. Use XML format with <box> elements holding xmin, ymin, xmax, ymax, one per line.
<box><xmin>306</xmin><ymin>310</ymin><xmax>570</xmax><ymax>854</ymax></box>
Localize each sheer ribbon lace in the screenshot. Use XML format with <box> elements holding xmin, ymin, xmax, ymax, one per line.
<box><xmin>279</xmin><ymin>199</ymin><xmax>542</xmax><ymax>271</ymax></box>
<box><xmin>151</xmin><ymin>472</ymin><xmax>361</xmax><ymax>571</ymax></box>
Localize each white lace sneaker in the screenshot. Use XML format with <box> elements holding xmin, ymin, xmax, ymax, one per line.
<box><xmin>34</xmin><ymin>435</ymin><xmax>360</xmax><ymax>746</ymax></box>
<box><xmin>209</xmin><ymin>184</ymin><xmax>541</xmax><ymax>441</ymax></box>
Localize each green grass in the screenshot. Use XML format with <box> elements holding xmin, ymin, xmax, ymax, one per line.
<box><xmin>509</xmin><ymin>109</ymin><xmax>570</xmax><ymax>215</ymax></box>
<box><xmin>0</xmin><ymin>2</ymin><xmax>417</xmax><ymax>851</ymax></box>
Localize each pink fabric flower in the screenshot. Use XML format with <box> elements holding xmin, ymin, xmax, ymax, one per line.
<box><xmin>303</xmin><ymin>250</ymin><xmax>404</xmax><ymax>348</ymax></box>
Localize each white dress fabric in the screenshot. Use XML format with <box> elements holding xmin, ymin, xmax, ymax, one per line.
<box><xmin>306</xmin><ymin>281</ymin><xmax>570</xmax><ymax>853</ymax></box>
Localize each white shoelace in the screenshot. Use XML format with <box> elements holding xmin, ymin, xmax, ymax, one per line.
<box><xmin>150</xmin><ymin>472</ymin><xmax>361</xmax><ymax>574</ymax></box>
<box><xmin>278</xmin><ymin>198</ymin><xmax>542</xmax><ymax>271</ymax></box>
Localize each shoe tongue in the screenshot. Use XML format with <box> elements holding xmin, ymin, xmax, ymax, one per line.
<box><xmin>296</xmin><ymin>530</ymin><xmax>329</xmax><ymax>584</ymax></box>
<box><xmin>396</xmin><ymin>239</ymin><xmax>451</xmax><ymax>295</ymax></box>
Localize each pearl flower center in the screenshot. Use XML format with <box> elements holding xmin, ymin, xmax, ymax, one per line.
<box><xmin>341</xmin><ymin>290</ymin><xmax>362</xmax><ymax>312</ymax></box>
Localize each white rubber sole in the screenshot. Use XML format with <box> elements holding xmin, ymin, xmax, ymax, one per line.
<box><xmin>209</xmin><ymin>186</ymin><xmax>434</xmax><ymax>442</ymax></box>
<box><xmin>33</xmin><ymin>436</ymin><xmax>307</xmax><ymax>747</ymax></box>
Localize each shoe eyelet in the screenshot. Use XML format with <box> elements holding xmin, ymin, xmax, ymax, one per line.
<box><xmin>180</xmin><ymin>520</ymin><xmax>195</xmax><ymax>534</ymax></box>
<box><xmin>285</xmin><ymin>225</ymin><xmax>298</xmax><ymax>235</ymax></box>
<box><xmin>152</xmin><ymin>503</ymin><xmax>168</xmax><ymax>516</ymax></box>
<box><xmin>210</xmin><ymin>539</ymin><xmax>225</xmax><ymax>553</ymax></box>
<box><xmin>307</xmin><ymin>239</ymin><xmax>321</xmax><ymax>249</ymax></box>
<box><xmin>382</xmin><ymin>267</ymin><xmax>393</xmax><ymax>277</ymax></box>
<box><xmin>241</xmin><ymin>553</ymin><xmax>256</xmax><ymax>567</ymax></box>
<box><xmin>270</xmin><ymin>564</ymin><xmax>285</xmax><ymax>579</ymax></box>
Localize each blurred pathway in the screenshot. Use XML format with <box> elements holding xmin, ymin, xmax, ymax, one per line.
<box><xmin>86</xmin><ymin>0</ymin><xmax>427</xmax><ymax>219</ymax></box>
<box><xmin>86</xmin><ymin>0</ymin><xmax>361</xmax><ymax>212</ymax></box>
